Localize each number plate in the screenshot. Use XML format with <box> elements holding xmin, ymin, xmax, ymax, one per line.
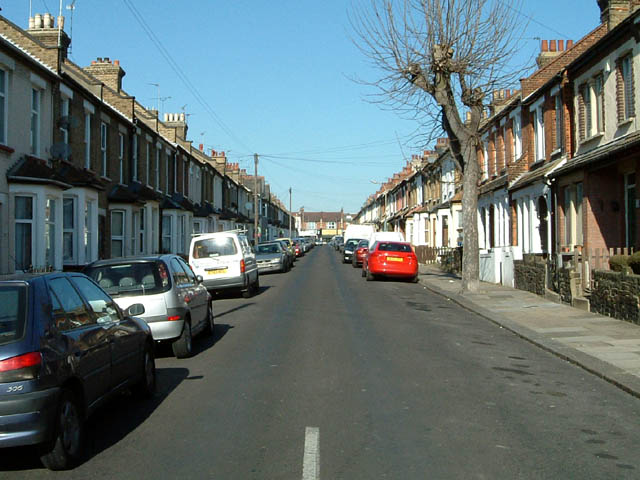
<box><xmin>387</xmin><ymin>256</ymin><xmax>403</xmax><ymax>262</ymax></box>
<box><xmin>207</xmin><ymin>268</ymin><xmax>228</xmax><ymax>275</ymax></box>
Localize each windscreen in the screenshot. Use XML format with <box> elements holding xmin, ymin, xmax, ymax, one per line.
<box><xmin>257</xmin><ymin>244</ymin><xmax>280</xmax><ymax>254</ymax></box>
<box><xmin>0</xmin><ymin>285</ymin><xmax>27</xmax><ymax>346</ymax></box>
<box><xmin>378</xmin><ymin>242</ymin><xmax>412</xmax><ymax>252</ymax></box>
<box><xmin>85</xmin><ymin>262</ymin><xmax>169</xmax><ymax>297</ymax></box>
<box><xmin>193</xmin><ymin>237</ymin><xmax>238</xmax><ymax>258</ymax></box>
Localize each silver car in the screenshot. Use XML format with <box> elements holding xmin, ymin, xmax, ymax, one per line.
<box><xmin>85</xmin><ymin>254</ymin><xmax>214</xmax><ymax>358</ymax></box>
<box><xmin>255</xmin><ymin>242</ymin><xmax>290</xmax><ymax>273</ymax></box>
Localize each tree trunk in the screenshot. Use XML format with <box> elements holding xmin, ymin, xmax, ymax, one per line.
<box><xmin>460</xmin><ymin>140</ymin><xmax>480</xmax><ymax>293</ymax></box>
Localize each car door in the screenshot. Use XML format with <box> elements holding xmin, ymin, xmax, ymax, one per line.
<box><xmin>178</xmin><ymin>257</ymin><xmax>208</xmax><ymax>329</ymax></box>
<box><xmin>70</xmin><ymin>275</ymin><xmax>141</xmax><ymax>390</ymax></box>
<box><xmin>238</xmin><ymin>235</ymin><xmax>257</xmax><ymax>280</ymax></box>
<box><xmin>47</xmin><ymin>276</ymin><xmax>112</xmax><ymax>407</ymax></box>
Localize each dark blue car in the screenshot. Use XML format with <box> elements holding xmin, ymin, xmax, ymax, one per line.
<box><xmin>0</xmin><ymin>272</ymin><xmax>155</xmax><ymax>470</ymax></box>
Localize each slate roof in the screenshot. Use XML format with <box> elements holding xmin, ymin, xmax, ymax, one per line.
<box><xmin>509</xmin><ymin>157</ymin><xmax>565</xmax><ymax>191</ymax></box>
<box><xmin>7</xmin><ymin>156</ymin><xmax>105</xmax><ymax>190</ymax></box>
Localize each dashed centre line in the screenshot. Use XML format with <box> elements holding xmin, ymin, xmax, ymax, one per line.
<box><xmin>302</xmin><ymin>426</ymin><xmax>320</xmax><ymax>480</ymax></box>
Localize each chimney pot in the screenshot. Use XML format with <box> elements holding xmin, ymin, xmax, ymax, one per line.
<box><xmin>567</xmin><ymin>40</ymin><xmax>574</xmax><ymax>49</ymax></box>
<box><xmin>105</xmin><ymin>57</ymin><xmax>110</xmax><ymax>63</ymax></box>
<box><xmin>549</xmin><ymin>39</ymin><xmax>557</xmax><ymax>52</ymax></box>
<box><xmin>57</xmin><ymin>15</ymin><xmax>65</xmax><ymax>30</ymax></box>
<box><xmin>34</xmin><ymin>14</ymin><xmax>43</xmax><ymax>28</ymax></box>
<box><xmin>558</xmin><ymin>39</ymin><xmax>564</xmax><ymax>51</ymax></box>
<box><xmin>43</xmin><ymin>13</ymin><xmax>53</xmax><ymax>28</ymax></box>
<box><xmin>97</xmin><ymin>57</ymin><xmax>103</xmax><ymax>62</ymax></box>
<box><xmin>114</xmin><ymin>60</ymin><xmax>120</xmax><ymax>66</ymax></box>
<box><xmin>180</xmin><ymin>113</ymin><xmax>185</xmax><ymax>122</ymax></box>
<box><xmin>541</xmin><ymin>39</ymin><xmax>549</xmax><ymax>52</ymax></box>
<box><xmin>163</xmin><ymin>113</ymin><xmax>169</xmax><ymax>122</ymax></box>
<box><xmin>28</xmin><ymin>16</ymin><xmax>35</xmax><ymax>29</ymax></box>
<box><xmin>199</xmin><ymin>143</ymin><xmax>204</xmax><ymax>151</ymax></box>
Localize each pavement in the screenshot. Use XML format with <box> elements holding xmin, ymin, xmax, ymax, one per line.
<box><xmin>418</xmin><ymin>264</ymin><xmax>640</xmax><ymax>398</ymax></box>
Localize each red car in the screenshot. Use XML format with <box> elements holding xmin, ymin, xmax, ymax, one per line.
<box><xmin>362</xmin><ymin>241</ymin><xmax>418</xmax><ymax>282</ymax></box>
<box><xmin>352</xmin><ymin>240</ymin><xmax>369</xmax><ymax>268</ymax></box>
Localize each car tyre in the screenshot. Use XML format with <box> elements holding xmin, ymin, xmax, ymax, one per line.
<box><xmin>172</xmin><ymin>320</ymin><xmax>193</xmax><ymax>358</ymax></box>
<box><xmin>205</xmin><ymin>301</ymin><xmax>215</xmax><ymax>336</ymax></box>
<box><xmin>366</xmin><ymin>270</ymin><xmax>375</xmax><ymax>281</ymax></box>
<box><xmin>352</xmin><ymin>259</ymin><xmax>358</xmax><ymax>268</ymax></box>
<box><xmin>361</xmin><ymin>267</ymin><xmax>366</xmax><ymax>278</ymax></box>
<box><xmin>39</xmin><ymin>389</ymin><xmax>84</xmax><ymax>471</ymax></box>
<box><xmin>133</xmin><ymin>344</ymin><xmax>156</xmax><ymax>398</ymax></box>
<box><xmin>411</xmin><ymin>275</ymin><xmax>419</xmax><ymax>283</ymax></box>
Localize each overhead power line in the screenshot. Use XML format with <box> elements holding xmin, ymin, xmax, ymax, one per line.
<box><xmin>121</xmin><ymin>0</ymin><xmax>253</xmax><ymax>153</ymax></box>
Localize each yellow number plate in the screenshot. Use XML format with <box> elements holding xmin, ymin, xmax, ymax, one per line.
<box><xmin>208</xmin><ymin>268</ymin><xmax>228</xmax><ymax>275</ymax></box>
<box><xmin>387</xmin><ymin>257</ymin><xmax>403</xmax><ymax>262</ymax></box>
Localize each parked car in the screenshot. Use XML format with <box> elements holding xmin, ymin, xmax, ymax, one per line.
<box><xmin>352</xmin><ymin>239</ymin><xmax>369</xmax><ymax>268</ymax></box>
<box><xmin>332</xmin><ymin>236</ymin><xmax>343</xmax><ymax>251</ymax></box>
<box><xmin>256</xmin><ymin>242</ymin><xmax>290</xmax><ymax>273</ymax></box>
<box><xmin>275</xmin><ymin>239</ymin><xmax>295</xmax><ymax>267</ymax></box>
<box><xmin>275</xmin><ymin>238</ymin><xmax>297</xmax><ymax>262</ymax></box>
<box><xmin>85</xmin><ymin>255</ymin><xmax>214</xmax><ymax>358</ymax></box>
<box><xmin>0</xmin><ymin>272</ymin><xmax>155</xmax><ymax>470</ymax></box>
<box><xmin>343</xmin><ymin>238</ymin><xmax>363</xmax><ymax>263</ymax></box>
<box><xmin>189</xmin><ymin>231</ymin><xmax>260</xmax><ymax>298</ymax></box>
<box><xmin>362</xmin><ymin>241</ymin><xmax>419</xmax><ymax>282</ymax></box>
<box><xmin>293</xmin><ymin>241</ymin><xmax>304</xmax><ymax>257</ymax></box>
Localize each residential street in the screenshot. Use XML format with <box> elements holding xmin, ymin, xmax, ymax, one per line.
<box><xmin>3</xmin><ymin>246</ymin><xmax>640</xmax><ymax>479</ymax></box>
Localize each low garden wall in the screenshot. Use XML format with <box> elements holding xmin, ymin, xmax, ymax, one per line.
<box><xmin>514</xmin><ymin>255</ymin><xmax>546</xmax><ymax>296</ymax></box>
<box><xmin>590</xmin><ymin>270</ymin><xmax>640</xmax><ymax>325</ymax></box>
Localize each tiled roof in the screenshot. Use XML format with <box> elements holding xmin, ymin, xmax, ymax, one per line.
<box><xmin>479</xmin><ymin>174</ymin><xmax>508</xmax><ymax>195</ymax></box>
<box><xmin>7</xmin><ymin>156</ymin><xmax>105</xmax><ymax>190</ymax></box>
<box><xmin>108</xmin><ymin>184</ymin><xmax>144</xmax><ymax>204</ymax></box>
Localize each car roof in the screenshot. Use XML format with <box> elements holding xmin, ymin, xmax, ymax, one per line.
<box><xmin>87</xmin><ymin>254</ymin><xmax>176</xmax><ymax>267</ymax></box>
<box><xmin>0</xmin><ymin>271</ymin><xmax>85</xmax><ymax>283</ymax></box>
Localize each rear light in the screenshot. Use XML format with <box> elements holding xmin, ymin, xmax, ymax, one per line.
<box><xmin>0</xmin><ymin>352</ymin><xmax>42</xmax><ymax>383</ymax></box>
<box><xmin>0</xmin><ymin>352</ymin><xmax>41</xmax><ymax>372</ymax></box>
<box><xmin>240</xmin><ymin>259</ymin><xmax>246</xmax><ymax>273</ymax></box>
<box><xmin>168</xmin><ymin>315</ymin><xmax>181</xmax><ymax>321</ymax></box>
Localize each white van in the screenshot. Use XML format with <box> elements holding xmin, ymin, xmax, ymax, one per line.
<box><xmin>344</xmin><ymin>224</ymin><xmax>375</xmax><ymax>244</ymax></box>
<box><xmin>189</xmin><ymin>231</ymin><xmax>259</xmax><ymax>298</ymax></box>
<box><xmin>368</xmin><ymin>231</ymin><xmax>405</xmax><ymax>248</ymax></box>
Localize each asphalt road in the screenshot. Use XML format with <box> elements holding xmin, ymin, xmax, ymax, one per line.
<box><xmin>3</xmin><ymin>246</ymin><xmax>640</xmax><ymax>479</ymax></box>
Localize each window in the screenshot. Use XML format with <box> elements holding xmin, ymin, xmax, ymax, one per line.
<box><xmin>170</xmin><ymin>258</ymin><xmax>189</xmax><ymax>286</ymax></box>
<box><xmin>162</xmin><ymin>215</ymin><xmax>172</xmax><ymax>253</ymax></box>
<box><xmin>138</xmin><ymin>208</ymin><xmax>146</xmax><ymax>254</ymax></box>
<box><xmin>111</xmin><ymin>210</ymin><xmax>125</xmax><ymax>258</ymax></box>
<box><xmin>30</xmin><ymin>88</ymin><xmax>40</xmax><ymax>156</ymax></box>
<box><xmin>146</xmin><ymin>142</ymin><xmax>150</xmax><ymax>185</ymax></box>
<box><xmin>15</xmin><ymin>196</ymin><xmax>34</xmax><ymax>271</ymax></box>
<box><xmin>48</xmin><ymin>277</ymin><xmax>94</xmax><ymax>331</ymax></box>
<box><xmin>533</xmin><ymin>105</ymin><xmax>545</xmax><ymax>161</ymax></box>
<box><xmin>554</xmin><ymin>93</ymin><xmax>564</xmax><ymax>151</ymax></box>
<box><xmin>132</xmin><ymin>134</ymin><xmax>138</xmax><ymax>181</ymax></box>
<box><xmin>155</xmin><ymin>148</ymin><xmax>160</xmax><ymax>189</ymax></box>
<box><xmin>84</xmin><ymin>201</ymin><xmax>93</xmax><ymax>262</ymax></box>
<box><xmin>70</xmin><ymin>276</ymin><xmax>121</xmax><ymax>325</ymax></box>
<box><xmin>45</xmin><ymin>198</ymin><xmax>56</xmax><ymax>268</ymax></box>
<box><xmin>0</xmin><ymin>69</ymin><xmax>7</xmax><ymax>144</ymax></box>
<box><xmin>594</xmin><ymin>74</ymin><xmax>605</xmax><ymax>134</ymax></box>
<box><xmin>118</xmin><ymin>133</ymin><xmax>124</xmax><ymax>183</ymax></box>
<box><xmin>579</xmin><ymin>83</ymin><xmax>592</xmax><ymax>140</ymax></box>
<box><xmin>482</xmin><ymin>137</ymin><xmax>489</xmax><ymax>179</ymax></box>
<box><xmin>307</xmin><ymin>221</ymin><xmax>316</xmax><ymax>230</ymax></box>
<box><xmin>63</xmin><ymin>197</ymin><xmax>75</xmax><ymax>262</ymax></box>
<box><xmin>618</xmin><ymin>54</ymin><xmax>635</xmax><ymax>122</ymax></box>
<box><xmin>327</xmin><ymin>222</ymin><xmax>336</xmax><ymax>229</ymax></box>
<box><xmin>60</xmin><ymin>97</ymin><xmax>70</xmax><ymax>146</ymax></box>
<box><xmin>178</xmin><ymin>215</ymin><xmax>186</xmax><ymax>253</ymax></box>
<box><xmin>183</xmin><ymin>159</ymin><xmax>188</xmax><ymax>193</ymax></box>
<box><xmin>100</xmin><ymin>122</ymin><xmax>107</xmax><ymax>177</ymax></box>
<box><xmin>512</xmin><ymin>115</ymin><xmax>522</xmax><ymax>160</ymax></box>
<box><xmin>165</xmin><ymin>151</ymin><xmax>170</xmax><ymax>192</ymax></box>
<box><xmin>84</xmin><ymin>113</ymin><xmax>91</xmax><ymax>169</ymax></box>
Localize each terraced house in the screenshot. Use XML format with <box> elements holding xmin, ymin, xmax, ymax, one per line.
<box><xmin>0</xmin><ymin>12</ymin><xmax>291</xmax><ymax>274</ymax></box>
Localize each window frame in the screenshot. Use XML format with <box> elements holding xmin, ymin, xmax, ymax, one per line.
<box><xmin>14</xmin><ymin>195</ymin><xmax>35</xmax><ymax>271</ymax></box>
<box><xmin>0</xmin><ymin>68</ymin><xmax>7</xmax><ymax>145</ymax></box>
<box><xmin>63</xmin><ymin>196</ymin><xmax>76</xmax><ymax>264</ymax></box>
<box><xmin>110</xmin><ymin>209</ymin><xmax>126</xmax><ymax>258</ymax></box>
<box><xmin>30</xmin><ymin>87</ymin><xmax>41</xmax><ymax>157</ymax></box>
<box><xmin>100</xmin><ymin>122</ymin><xmax>108</xmax><ymax>177</ymax></box>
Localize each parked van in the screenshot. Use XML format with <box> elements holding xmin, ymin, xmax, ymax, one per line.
<box><xmin>368</xmin><ymin>231</ymin><xmax>405</xmax><ymax>247</ymax></box>
<box><xmin>189</xmin><ymin>231</ymin><xmax>259</xmax><ymax>298</ymax></box>
<box><xmin>344</xmin><ymin>224</ymin><xmax>375</xmax><ymax>244</ymax></box>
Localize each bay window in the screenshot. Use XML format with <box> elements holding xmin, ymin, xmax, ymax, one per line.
<box><xmin>63</xmin><ymin>197</ymin><xmax>75</xmax><ymax>262</ymax></box>
<box><xmin>111</xmin><ymin>210</ymin><xmax>125</xmax><ymax>258</ymax></box>
<box><xmin>15</xmin><ymin>196</ymin><xmax>34</xmax><ymax>271</ymax></box>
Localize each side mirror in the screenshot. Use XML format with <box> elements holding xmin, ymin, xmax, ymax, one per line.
<box><xmin>126</xmin><ymin>303</ymin><xmax>145</xmax><ymax>316</ymax></box>
<box><xmin>196</xmin><ymin>275</ymin><xmax>204</xmax><ymax>284</ymax></box>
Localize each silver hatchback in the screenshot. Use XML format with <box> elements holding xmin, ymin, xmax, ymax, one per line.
<box><xmin>85</xmin><ymin>254</ymin><xmax>214</xmax><ymax>358</ymax></box>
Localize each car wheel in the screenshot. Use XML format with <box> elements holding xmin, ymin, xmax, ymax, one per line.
<box><xmin>172</xmin><ymin>320</ymin><xmax>193</xmax><ymax>358</ymax></box>
<box><xmin>411</xmin><ymin>275</ymin><xmax>419</xmax><ymax>283</ymax></box>
<box><xmin>361</xmin><ymin>267</ymin><xmax>366</xmax><ymax>278</ymax></box>
<box><xmin>205</xmin><ymin>302</ymin><xmax>215</xmax><ymax>336</ymax></box>
<box><xmin>133</xmin><ymin>344</ymin><xmax>156</xmax><ymax>398</ymax></box>
<box><xmin>366</xmin><ymin>270</ymin><xmax>375</xmax><ymax>281</ymax></box>
<box><xmin>40</xmin><ymin>389</ymin><xmax>84</xmax><ymax>470</ymax></box>
<box><xmin>352</xmin><ymin>259</ymin><xmax>358</xmax><ymax>268</ymax></box>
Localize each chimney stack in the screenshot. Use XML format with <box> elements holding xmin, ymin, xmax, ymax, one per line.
<box><xmin>163</xmin><ymin>112</ymin><xmax>188</xmax><ymax>140</ymax></box>
<box><xmin>598</xmin><ymin>0</ymin><xmax>640</xmax><ymax>31</ymax></box>
<box><xmin>536</xmin><ymin>39</ymin><xmax>569</xmax><ymax>68</ymax></box>
<box><xmin>83</xmin><ymin>57</ymin><xmax>126</xmax><ymax>92</ymax></box>
<box><xmin>27</xmin><ymin>13</ymin><xmax>71</xmax><ymax>60</ymax></box>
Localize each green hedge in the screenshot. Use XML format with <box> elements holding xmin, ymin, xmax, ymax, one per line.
<box><xmin>610</xmin><ymin>255</ymin><xmax>631</xmax><ymax>274</ymax></box>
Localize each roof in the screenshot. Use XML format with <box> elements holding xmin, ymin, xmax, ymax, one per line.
<box><xmin>7</xmin><ymin>156</ymin><xmax>106</xmax><ymax>190</ymax></box>
<box><xmin>479</xmin><ymin>174</ymin><xmax>508</xmax><ymax>195</ymax></box>
<box><xmin>509</xmin><ymin>157</ymin><xmax>565</xmax><ymax>191</ymax></box>
<box><xmin>550</xmin><ymin>131</ymin><xmax>640</xmax><ymax>178</ymax></box>
<box><xmin>108</xmin><ymin>184</ymin><xmax>145</xmax><ymax>204</ymax></box>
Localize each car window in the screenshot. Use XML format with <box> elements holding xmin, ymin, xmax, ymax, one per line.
<box><xmin>378</xmin><ymin>242</ymin><xmax>412</xmax><ymax>252</ymax></box>
<box><xmin>238</xmin><ymin>235</ymin><xmax>252</xmax><ymax>255</ymax></box>
<box><xmin>170</xmin><ymin>258</ymin><xmax>190</xmax><ymax>286</ymax></box>
<box><xmin>193</xmin><ymin>236</ymin><xmax>238</xmax><ymax>257</ymax></box>
<box><xmin>70</xmin><ymin>276</ymin><xmax>121</xmax><ymax>324</ymax></box>
<box><xmin>48</xmin><ymin>277</ymin><xmax>95</xmax><ymax>331</ymax></box>
<box><xmin>0</xmin><ymin>285</ymin><xmax>28</xmax><ymax>346</ymax></box>
<box><xmin>177</xmin><ymin>258</ymin><xmax>198</xmax><ymax>283</ymax></box>
<box><xmin>85</xmin><ymin>261</ymin><xmax>168</xmax><ymax>297</ymax></box>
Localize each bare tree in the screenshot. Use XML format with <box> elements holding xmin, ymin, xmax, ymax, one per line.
<box><xmin>351</xmin><ymin>0</ymin><xmax>527</xmax><ymax>293</ymax></box>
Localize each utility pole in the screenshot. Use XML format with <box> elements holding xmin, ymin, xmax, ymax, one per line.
<box><xmin>254</xmin><ymin>153</ymin><xmax>259</xmax><ymax>246</ymax></box>
<box><xmin>289</xmin><ymin>187</ymin><xmax>292</xmax><ymax>236</ymax></box>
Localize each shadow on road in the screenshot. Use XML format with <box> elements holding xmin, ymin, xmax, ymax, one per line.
<box><xmin>154</xmin><ymin>323</ymin><xmax>234</xmax><ymax>359</ymax></box>
<box><xmin>216</xmin><ymin>303</ymin><xmax>253</xmax><ymax>319</ymax></box>
<box><xmin>0</xmin><ymin>366</ymin><xmax>190</xmax><ymax>473</ymax></box>
<box><xmin>213</xmin><ymin>285</ymin><xmax>270</xmax><ymax>300</ymax></box>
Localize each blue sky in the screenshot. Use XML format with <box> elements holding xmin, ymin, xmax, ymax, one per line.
<box><xmin>1</xmin><ymin>1</ymin><xmax>601</xmax><ymax>213</ymax></box>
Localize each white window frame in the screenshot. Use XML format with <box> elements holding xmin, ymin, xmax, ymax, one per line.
<box><xmin>60</xmin><ymin>97</ymin><xmax>70</xmax><ymax>147</ymax></box>
<box><xmin>118</xmin><ymin>133</ymin><xmax>124</xmax><ymax>183</ymax></box>
<box><xmin>132</xmin><ymin>133</ymin><xmax>138</xmax><ymax>181</ymax></box>
<box><xmin>63</xmin><ymin>196</ymin><xmax>76</xmax><ymax>263</ymax></box>
<box><xmin>100</xmin><ymin>122</ymin><xmax>108</xmax><ymax>177</ymax></box>
<box><xmin>146</xmin><ymin>141</ymin><xmax>150</xmax><ymax>186</ymax></box>
<box><xmin>30</xmin><ymin>88</ymin><xmax>41</xmax><ymax>157</ymax></box>
<box><xmin>111</xmin><ymin>210</ymin><xmax>126</xmax><ymax>258</ymax></box>
<box><xmin>155</xmin><ymin>147</ymin><xmax>160</xmax><ymax>190</ymax></box>
<box><xmin>532</xmin><ymin>103</ymin><xmax>545</xmax><ymax>162</ymax></box>
<box><xmin>84</xmin><ymin>113</ymin><xmax>91</xmax><ymax>169</ymax></box>
<box><xmin>14</xmin><ymin>195</ymin><xmax>35</xmax><ymax>271</ymax></box>
<box><xmin>162</xmin><ymin>213</ymin><xmax>172</xmax><ymax>253</ymax></box>
<box><xmin>44</xmin><ymin>197</ymin><xmax>56</xmax><ymax>268</ymax></box>
<box><xmin>0</xmin><ymin>68</ymin><xmax>8</xmax><ymax>145</ymax></box>
<box><xmin>554</xmin><ymin>93</ymin><xmax>563</xmax><ymax>151</ymax></box>
<box><xmin>621</xmin><ymin>54</ymin><xmax>634</xmax><ymax>121</ymax></box>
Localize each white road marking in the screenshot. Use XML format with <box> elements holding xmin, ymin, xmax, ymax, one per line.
<box><xmin>302</xmin><ymin>427</ymin><xmax>320</xmax><ymax>480</ymax></box>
